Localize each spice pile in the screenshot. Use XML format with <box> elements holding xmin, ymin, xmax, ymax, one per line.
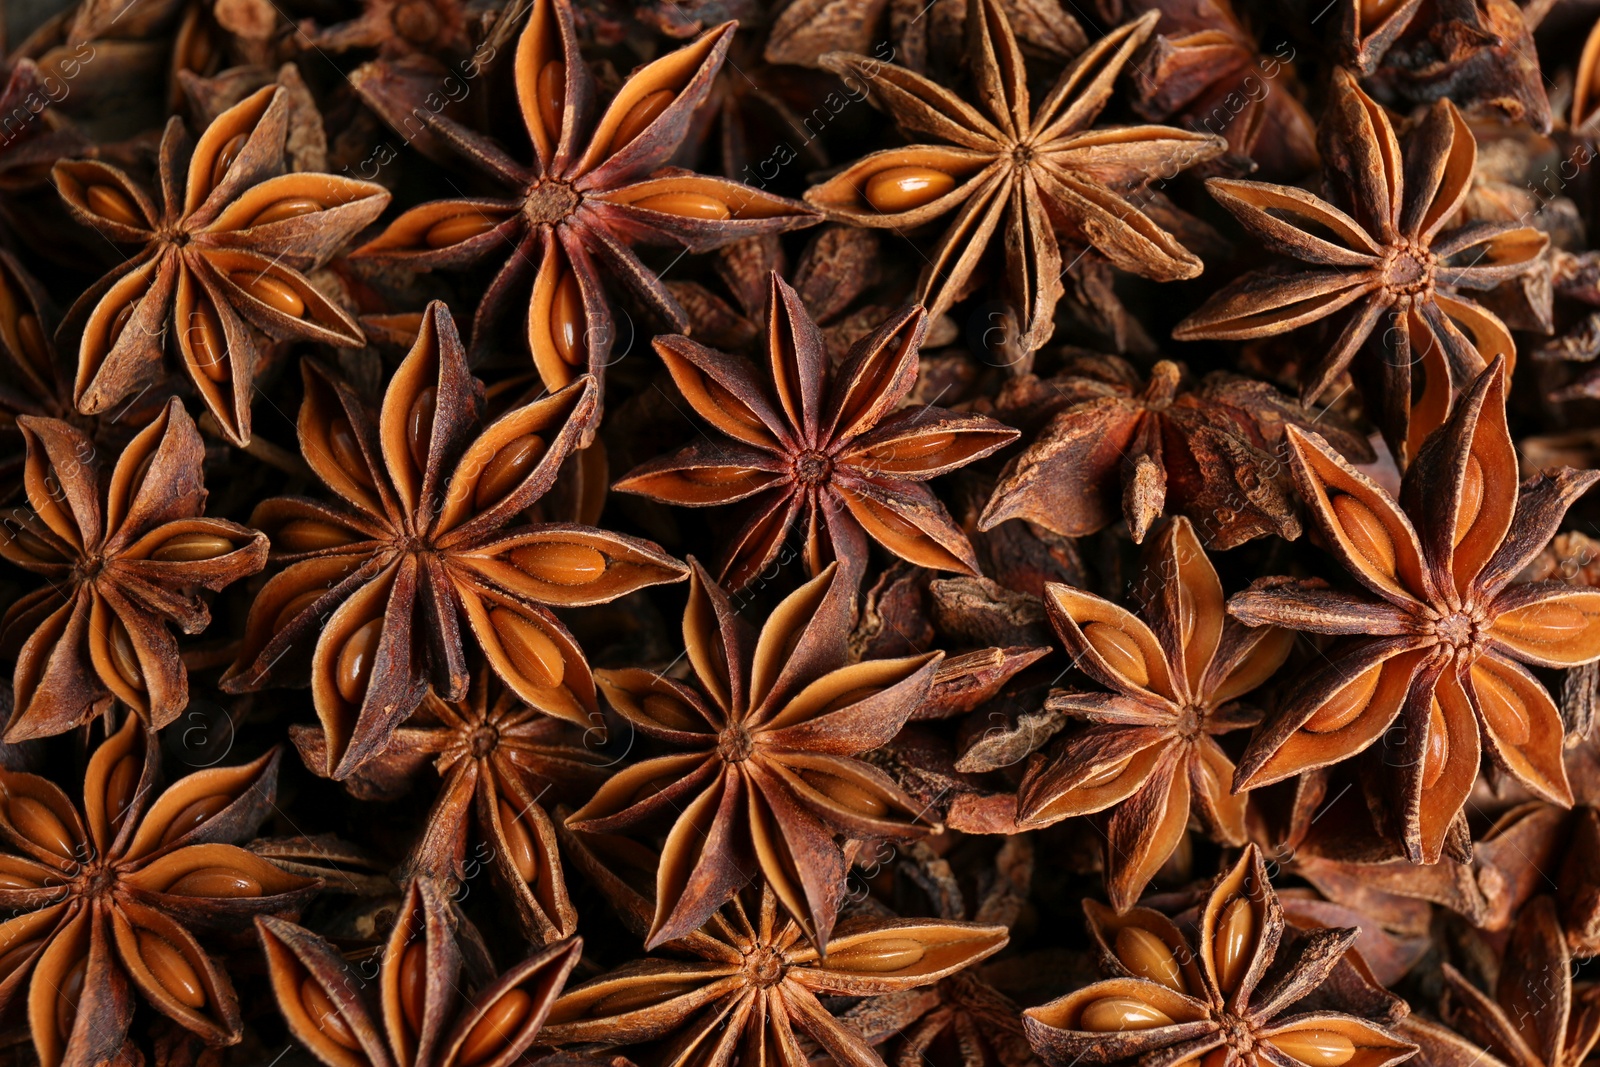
<box><xmin>1</xmin><ymin>0</ymin><xmax>1600</xmax><ymax>1063</ymax></box>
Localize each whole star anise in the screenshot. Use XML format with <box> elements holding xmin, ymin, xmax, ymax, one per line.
<box><xmin>220</xmin><ymin>301</ymin><xmax>687</xmax><ymax>779</ymax></box>
<box><xmin>1010</xmin><ymin>518</ymin><xmax>1292</xmax><ymax>910</ymax></box>
<box><xmin>1173</xmin><ymin>69</ymin><xmax>1547</xmax><ymax>467</ymax></box>
<box><xmin>0</xmin><ymin>398</ymin><xmax>268</xmax><ymax>739</ymax></box>
<box><xmin>805</xmin><ymin>0</ymin><xmax>1226</xmax><ymax>355</ymax></box>
<box><xmin>614</xmin><ymin>273</ymin><xmax>1017</xmax><ymax>591</ymax></box>
<box><xmin>1226</xmin><ymin>361</ymin><xmax>1600</xmax><ymax>864</ymax></box>
<box><xmin>567</xmin><ymin>559</ymin><xmax>942</xmax><ymax>949</ymax></box>
<box><xmin>0</xmin><ymin>716</ymin><xmax>320</xmax><ymax>1067</ymax></box>
<box><xmin>1023</xmin><ymin>846</ymin><xmax>1417</xmax><ymax>1067</ymax></box>
<box><xmin>351</xmin><ymin>0</ymin><xmax>817</xmax><ymax>408</ymax></box>
<box><xmin>257</xmin><ymin>875</ymin><xmax>581</xmax><ymax>1067</ymax></box>
<box><xmin>53</xmin><ymin>84</ymin><xmax>390</xmax><ymax>446</ymax></box>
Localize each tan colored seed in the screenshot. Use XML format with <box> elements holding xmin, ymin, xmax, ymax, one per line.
<box><xmin>160</xmin><ymin>794</ymin><xmax>233</xmax><ymax>847</ymax></box>
<box><xmin>337</xmin><ymin>618</ymin><xmax>383</xmax><ymax>705</ymax></box>
<box><xmin>1454</xmin><ymin>455</ymin><xmax>1485</xmax><ymax>547</ymax></box>
<box><xmin>1214</xmin><ymin>896</ymin><xmax>1256</xmax><ymax>993</ymax></box>
<box><xmin>537</xmin><ymin>60</ymin><xmax>566</xmax><ymax>139</ymax></box>
<box><xmin>458</xmin><ymin>988</ymin><xmax>534</xmax><ymax>1066</ymax></box>
<box><xmin>633</xmin><ymin>192</ymin><xmax>731</xmax><ymax>220</ymax></box>
<box><xmin>86</xmin><ymin>184</ymin><xmax>142</xmax><ymax>227</ymax></box>
<box><xmin>167</xmin><ymin>866</ymin><xmax>263</xmax><ymax>898</ymax></box>
<box><xmin>9</xmin><ymin>797</ymin><xmax>74</xmax><ymax>859</ymax></box>
<box><xmin>108</xmin><ymin>302</ymin><xmax>135</xmax><ymax>347</ymax></box>
<box><xmin>590</xmin><ymin>982</ymin><xmax>695</xmax><ymax>1016</ymax></box>
<box><xmin>424</xmin><ymin>212</ymin><xmax>497</xmax><ymax>248</ymax></box>
<box><xmin>109</xmin><ymin>617</ymin><xmax>145</xmax><ymax>691</ymax></box>
<box><xmin>497</xmin><ymin>800</ymin><xmax>540</xmax><ymax>882</ymax></box>
<box><xmin>1269</xmin><ymin>1030</ymin><xmax>1358</xmax><ymax>1067</ymax></box>
<box><xmin>301</xmin><ymin>975</ymin><xmax>360</xmax><ymax>1050</ymax></box>
<box><xmin>640</xmin><ymin>692</ymin><xmax>702</xmax><ymax>731</ymax></box>
<box><xmin>1080</xmin><ymin>755</ymin><xmax>1132</xmax><ymax>789</ymax></box>
<box><xmin>510</xmin><ymin>542</ymin><xmax>607</xmax><ymax>586</ymax></box>
<box><xmin>610</xmin><ymin>89</ymin><xmax>673</xmax><ymax>152</ymax></box>
<box><xmin>474</xmin><ymin>434</ymin><xmax>548</xmax><ymax>510</ymax></box>
<box><xmin>137</xmin><ymin>929</ymin><xmax>206</xmax><ymax>1008</ymax></box>
<box><xmin>407</xmin><ymin>385</ymin><xmax>437</xmax><ymax>474</ymax></box>
<box><xmin>1082</xmin><ymin>622</ymin><xmax>1150</xmax><ymax>688</ymax></box>
<box><xmin>249</xmin><ymin>197</ymin><xmax>323</xmax><ymax>226</ymax></box>
<box><xmin>799</xmin><ymin>769</ymin><xmax>889</xmax><ymax>818</ymax></box>
<box><xmin>1303</xmin><ymin>666</ymin><xmax>1381</xmax><ymax>733</ymax></box>
<box><xmin>328</xmin><ymin>417</ymin><xmax>375</xmax><ymax>490</ymax></box>
<box><xmin>1472</xmin><ymin>666</ymin><xmax>1530</xmax><ymax>746</ymax></box>
<box><xmin>187</xmin><ymin>304</ymin><xmax>229</xmax><ymax>383</ymax></box>
<box><xmin>151</xmin><ymin>532</ymin><xmax>234</xmax><ymax>562</ymax></box>
<box><xmin>231</xmin><ymin>271</ymin><xmax>306</xmax><ymax>318</ymax></box>
<box><xmin>1080</xmin><ymin>996</ymin><xmax>1175</xmax><ymax>1032</ymax></box>
<box><xmin>864</xmin><ymin>166</ymin><xmax>956</xmax><ymax>213</ymax></box>
<box><xmin>106</xmin><ymin>753</ymin><xmax>141</xmax><ymax>828</ymax></box>
<box><xmin>400</xmin><ymin>941</ymin><xmax>427</xmax><ymax>1036</ymax></box>
<box><xmin>551</xmin><ymin>271</ymin><xmax>585</xmax><ymax>366</ymax></box>
<box><xmin>1423</xmin><ymin>700</ymin><xmax>1449</xmax><ymax>788</ymax></box>
<box><xmin>492</xmin><ymin>609</ymin><xmax>565</xmax><ymax>690</ymax></box>
<box><xmin>277</xmin><ymin>519</ymin><xmax>354</xmax><ymax>553</ymax></box>
<box><xmin>211</xmin><ymin>133</ymin><xmax>248</xmax><ymax>189</ymax></box>
<box><xmin>1115</xmin><ymin>927</ymin><xmax>1184</xmax><ymax>992</ymax></box>
<box><xmin>0</xmin><ymin>872</ymin><xmax>40</xmax><ymax>890</ymax></box>
<box><xmin>826</xmin><ymin>936</ymin><xmax>925</xmax><ymax>973</ymax></box>
<box><xmin>1330</xmin><ymin>494</ymin><xmax>1397</xmax><ymax>578</ymax></box>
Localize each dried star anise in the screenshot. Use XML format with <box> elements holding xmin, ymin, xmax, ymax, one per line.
<box><xmin>805</xmin><ymin>0</ymin><xmax>1226</xmax><ymax>355</ymax></box>
<box><xmin>1012</xmin><ymin>518</ymin><xmax>1292</xmax><ymax>910</ymax></box>
<box><xmin>53</xmin><ymin>85</ymin><xmax>389</xmax><ymax>446</ymax></box>
<box><xmin>0</xmin><ymin>716</ymin><xmax>319</xmax><ymax>1067</ymax></box>
<box><xmin>221</xmin><ymin>301</ymin><xmax>686</xmax><ymax>779</ymax></box>
<box><xmin>567</xmin><ymin>559</ymin><xmax>942</xmax><ymax>948</ymax></box>
<box><xmin>1226</xmin><ymin>362</ymin><xmax>1600</xmax><ymax>863</ymax></box>
<box><xmin>1023</xmin><ymin>845</ymin><xmax>1418</xmax><ymax>1067</ymax></box>
<box><xmin>0</xmin><ymin>399</ymin><xmax>268</xmax><ymax>739</ymax></box>
<box><xmin>352</xmin><ymin>0</ymin><xmax>817</xmax><ymax>409</ymax></box>
<box><xmin>257</xmin><ymin>875</ymin><xmax>582</xmax><ymax>1067</ymax></box>
<box><xmin>614</xmin><ymin>273</ymin><xmax>1017</xmax><ymax>590</ymax></box>
<box><xmin>1173</xmin><ymin>69</ymin><xmax>1548</xmax><ymax>467</ymax></box>
<box><xmin>979</xmin><ymin>355</ymin><xmax>1373</xmax><ymax>549</ymax></box>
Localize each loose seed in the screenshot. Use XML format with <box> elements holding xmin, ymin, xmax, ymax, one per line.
<box><xmin>211</xmin><ymin>133</ymin><xmax>248</xmax><ymax>189</ymax></box>
<box><xmin>458</xmin><ymin>988</ymin><xmax>534</xmax><ymax>1066</ymax></box>
<box><xmin>137</xmin><ymin>929</ymin><xmax>206</xmax><ymax>1009</ymax></box>
<box><xmin>610</xmin><ymin>89</ymin><xmax>673</xmax><ymax>152</ymax></box>
<box><xmin>167</xmin><ymin>865</ymin><xmax>263</xmax><ymax>897</ymax></box>
<box><xmin>249</xmin><ymin>197</ymin><xmax>323</xmax><ymax>226</ymax></box>
<box><xmin>509</xmin><ymin>542</ymin><xmax>607</xmax><ymax>586</ymax></box>
<box><xmin>424</xmin><ymin>212</ymin><xmax>497</xmax><ymax>248</ymax></box>
<box><xmin>497</xmin><ymin>800</ymin><xmax>540</xmax><ymax>882</ymax></box>
<box><xmin>798</xmin><ymin>769</ymin><xmax>889</xmax><ymax>818</ymax></box>
<box><xmin>537</xmin><ymin>60</ymin><xmax>566</xmax><ymax>138</ymax></box>
<box><xmin>551</xmin><ymin>271</ymin><xmax>585</xmax><ymax>366</ymax></box>
<box><xmin>230</xmin><ymin>271</ymin><xmax>306</xmax><ymax>318</ymax></box>
<box><xmin>187</xmin><ymin>304</ymin><xmax>229</xmax><ymax>383</ymax></box>
<box><xmin>1214</xmin><ymin>895</ymin><xmax>1256</xmax><ymax>993</ymax></box>
<box><xmin>109</xmin><ymin>617</ymin><xmax>145</xmax><ymax>691</ymax></box>
<box><xmin>633</xmin><ymin>192</ymin><xmax>731</xmax><ymax>220</ymax></box>
<box><xmin>159</xmin><ymin>794</ymin><xmax>233</xmax><ymax>846</ymax></box>
<box><xmin>86</xmin><ymin>184</ymin><xmax>142</xmax><ymax>227</ymax></box>
<box><xmin>301</xmin><ymin>976</ymin><xmax>360</xmax><ymax>1050</ymax></box>
<box><xmin>1269</xmin><ymin>1030</ymin><xmax>1358</xmax><ymax>1067</ymax></box>
<box><xmin>864</xmin><ymin>166</ymin><xmax>956</xmax><ymax>213</ymax></box>
<box><xmin>492</xmin><ymin>609</ymin><xmax>565</xmax><ymax>690</ymax></box>
<box><xmin>1304</xmin><ymin>666</ymin><xmax>1382</xmax><ymax>733</ymax></box>
<box><xmin>826</xmin><ymin>936</ymin><xmax>925</xmax><ymax>972</ymax></box>
<box><xmin>337</xmin><ymin>618</ymin><xmax>383</xmax><ymax>705</ymax></box>
<box><xmin>8</xmin><ymin>797</ymin><xmax>74</xmax><ymax>859</ymax></box>
<box><xmin>407</xmin><ymin>386</ymin><xmax>437</xmax><ymax>474</ymax></box>
<box><xmin>1080</xmin><ymin>996</ymin><xmax>1174</xmax><ymax>1032</ymax></box>
<box><xmin>1330</xmin><ymin>494</ymin><xmax>1398</xmax><ymax>578</ymax></box>
<box><xmin>474</xmin><ymin>434</ymin><xmax>548</xmax><ymax>510</ymax></box>
<box><xmin>1114</xmin><ymin>927</ymin><xmax>1184</xmax><ymax>992</ymax></box>
<box><xmin>151</xmin><ymin>532</ymin><xmax>234</xmax><ymax>562</ymax></box>
<box><xmin>1082</xmin><ymin>622</ymin><xmax>1150</xmax><ymax>688</ymax></box>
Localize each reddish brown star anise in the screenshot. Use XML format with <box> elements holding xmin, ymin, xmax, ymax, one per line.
<box><xmin>614</xmin><ymin>273</ymin><xmax>1017</xmax><ymax>591</ymax></box>
<box><xmin>1023</xmin><ymin>846</ymin><xmax>1417</xmax><ymax>1067</ymax></box>
<box><xmin>221</xmin><ymin>301</ymin><xmax>687</xmax><ymax>779</ymax></box>
<box><xmin>257</xmin><ymin>875</ymin><xmax>582</xmax><ymax>1067</ymax></box>
<box><xmin>53</xmin><ymin>85</ymin><xmax>389</xmax><ymax>446</ymax></box>
<box><xmin>351</xmin><ymin>0</ymin><xmax>816</xmax><ymax>408</ymax></box>
<box><xmin>805</xmin><ymin>0</ymin><xmax>1225</xmax><ymax>354</ymax></box>
<box><xmin>0</xmin><ymin>716</ymin><xmax>320</xmax><ymax>1067</ymax></box>
<box><xmin>1012</xmin><ymin>518</ymin><xmax>1292</xmax><ymax>910</ymax></box>
<box><xmin>1173</xmin><ymin>69</ymin><xmax>1547</xmax><ymax>466</ymax></box>
<box><xmin>1226</xmin><ymin>362</ymin><xmax>1600</xmax><ymax>864</ymax></box>
<box><xmin>567</xmin><ymin>560</ymin><xmax>942</xmax><ymax>949</ymax></box>
<box><xmin>0</xmin><ymin>398</ymin><xmax>268</xmax><ymax>740</ymax></box>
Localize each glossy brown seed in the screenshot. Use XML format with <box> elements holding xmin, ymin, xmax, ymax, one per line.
<box><xmin>473</xmin><ymin>434</ymin><xmax>548</xmax><ymax>510</ymax></box>
<box><xmin>86</xmin><ymin>184</ymin><xmax>142</xmax><ymax>227</ymax></box>
<box><xmin>56</xmin><ymin>956</ymin><xmax>87</xmax><ymax>1042</ymax></box>
<box><xmin>301</xmin><ymin>976</ymin><xmax>360</xmax><ymax>1050</ymax></box>
<box><xmin>167</xmin><ymin>866</ymin><xmax>264</xmax><ymax>897</ymax></box>
<box><xmin>337</xmin><ymin>618</ymin><xmax>383</xmax><ymax>705</ymax></box>
<box><xmin>1115</xmin><ymin>927</ymin><xmax>1184</xmax><ymax>992</ymax></box>
<box><xmin>425</xmin><ymin>213</ymin><xmax>497</xmax><ymax>248</ymax></box>
<box><xmin>537</xmin><ymin>60</ymin><xmax>566</xmax><ymax>139</ymax></box>
<box><xmin>1331</xmin><ymin>494</ymin><xmax>1397</xmax><ymax>578</ymax></box>
<box><xmin>1359</xmin><ymin>0</ymin><xmax>1406</xmax><ymax>24</ymax></box>
<box><xmin>497</xmin><ymin>800</ymin><xmax>540</xmax><ymax>882</ymax></box>
<box><xmin>551</xmin><ymin>272</ymin><xmax>585</xmax><ymax>366</ymax></box>
<box><xmin>0</xmin><ymin>938</ymin><xmax>42</xmax><ymax>982</ymax></box>
<box><xmin>458</xmin><ymin>989</ymin><xmax>534</xmax><ymax>1066</ymax></box>
<box><xmin>509</xmin><ymin>542</ymin><xmax>606</xmax><ymax>586</ymax></box>
<box><xmin>273</xmin><ymin>589</ymin><xmax>326</xmax><ymax>634</ymax></box>
<box><xmin>493</xmin><ymin>609</ymin><xmax>564</xmax><ymax>690</ymax></box>
<box><xmin>633</xmin><ymin>192</ymin><xmax>731</xmax><ymax>220</ymax></box>
<box><xmin>1270</xmin><ymin>1030</ymin><xmax>1357</xmax><ymax>1067</ymax></box>
<box><xmin>798</xmin><ymin>769</ymin><xmax>889</xmax><ymax>817</ymax></box>
<box><xmin>1423</xmin><ymin>700</ymin><xmax>1449</xmax><ymax>788</ymax></box>
<box><xmin>1304</xmin><ymin>666</ymin><xmax>1381</xmax><ymax>733</ymax></box>
<box><xmin>1214</xmin><ymin>896</ymin><xmax>1255</xmax><ymax>993</ymax></box>
<box><xmin>151</xmin><ymin>532</ymin><xmax>234</xmax><ymax>562</ymax></box>
<box><xmin>640</xmin><ymin>692</ymin><xmax>703</xmax><ymax>731</ymax></box>
<box><xmin>108</xmin><ymin>302</ymin><xmax>135</xmax><ymax>347</ymax></box>
<box><xmin>1081</xmin><ymin>755</ymin><xmax>1133</xmax><ymax>788</ymax></box>
<box><xmin>861</xmin><ymin>432</ymin><xmax>957</xmax><ymax>464</ymax></box>
<box><xmin>610</xmin><ymin>90</ymin><xmax>673</xmax><ymax>152</ymax></box>
<box><xmin>187</xmin><ymin>304</ymin><xmax>229</xmax><ymax>383</ymax></box>
<box><xmin>137</xmin><ymin>929</ymin><xmax>207</xmax><ymax>1009</ymax></box>
<box><xmin>1473</xmin><ymin>665</ymin><xmax>1531</xmax><ymax>745</ymax></box>
<box><xmin>15</xmin><ymin>312</ymin><xmax>49</xmax><ymax>373</ymax></box>
<box><xmin>328</xmin><ymin>416</ymin><xmax>376</xmax><ymax>490</ymax></box>
<box><xmin>109</xmin><ymin>616</ymin><xmax>145</xmax><ymax>691</ymax></box>
<box><xmin>864</xmin><ymin>166</ymin><xmax>956</xmax><ymax>213</ymax></box>
<box><xmin>277</xmin><ymin>519</ymin><xmax>356</xmax><ymax>552</ymax></box>
<box><xmin>231</xmin><ymin>271</ymin><xmax>306</xmax><ymax>318</ymax></box>
<box><xmin>8</xmin><ymin>796</ymin><xmax>74</xmax><ymax>859</ymax></box>
<box><xmin>826</xmin><ymin>937</ymin><xmax>925</xmax><ymax>972</ymax></box>
<box><xmin>211</xmin><ymin>133</ymin><xmax>248</xmax><ymax>189</ymax></box>
<box><xmin>400</xmin><ymin>941</ymin><xmax>427</xmax><ymax>1036</ymax></box>
<box><xmin>105</xmin><ymin>753</ymin><xmax>141</xmax><ymax>828</ymax></box>
<box><xmin>159</xmin><ymin>794</ymin><xmax>232</xmax><ymax>847</ymax></box>
<box><xmin>1081</xmin><ymin>996</ymin><xmax>1175</xmax><ymax>1032</ymax></box>
<box><xmin>249</xmin><ymin>197</ymin><xmax>323</xmax><ymax>226</ymax></box>
<box><xmin>408</xmin><ymin>386</ymin><xmax>438</xmax><ymax>474</ymax></box>
<box><xmin>1455</xmin><ymin>456</ymin><xmax>1485</xmax><ymax>547</ymax></box>
<box><xmin>589</xmin><ymin>981</ymin><xmax>700</xmax><ymax>1016</ymax></box>
<box><xmin>1082</xmin><ymin>623</ymin><xmax>1151</xmax><ymax>688</ymax></box>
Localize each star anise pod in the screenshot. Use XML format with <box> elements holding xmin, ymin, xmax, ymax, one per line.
<box><xmin>0</xmin><ymin>398</ymin><xmax>268</xmax><ymax>739</ymax></box>
<box><xmin>0</xmin><ymin>715</ymin><xmax>320</xmax><ymax>1067</ymax></box>
<box><xmin>979</xmin><ymin>355</ymin><xmax>1373</xmax><ymax>549</ymax></box>
<box><xmin>1023</xmin><ymin>845</ymin><xmax>1418</xmax><ymax>1067</ymax></box>
<box><xmin>805</xmin><ymin>0</ymin><xmax>1226</xmax><ymax>356</ymax></box>
<box><xmin>1225</xmin><ymin>361</ymin><xmax>1600</xmax><ymax>864</ymax></box>
<box><xmin>220</xmin><ymin>300</ymin><xmax>686</xmax><ymax>779</ymax></box>
<box><xmin>615</xmin><ymin>273</ymin><xmax>1017</xmax><ymax>591</ymax></box>
<box><xmin>1173</xmin><ymin>69</ymin><xmax>1548</xmax><ymax>467</ymax></box>
<box><xmin>1011</xmin><ymin>517</ymin><xmax>1292</xmax><ymax>909</ymax></box>
<box><xmin>567</xmin><ymin>559</ymin><xmax>943</xmax><ymax>949</ymax></box>
<box><xmin>52</xmin><ymin>84</ymin><xmax>389</xmax><ymax>446</ymax></box>
<box><xmin>257</xmin><ymin>875</ymin><xmax>582</xmax><ymax>1067</ymax></box>
<box><xmin>351</xmin><ymin>0</ymin><xmax>817</xmax><ymax>410</ymax></box>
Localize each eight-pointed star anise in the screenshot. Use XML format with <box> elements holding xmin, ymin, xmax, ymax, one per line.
<box><xmin>1023</xmin><ymin>846</ymin><xmax>1418</xmax><ymax>1067</ymax></box>
<box><xmin>52</xmin><ymin>85</ymin><xmax>389</xmax><ymax>446</ymax></box>
<box><xmin>0</xmin><ymin>716</ymin><xmax>320</xmax><ymax>1067</ymax></box>
<box><xmin>1226</xmin><ymin>362</ymin><xmax>1600</xmax><ymax>864</ymax></box>
<box><xmin>1173</xmin><ymin>69</ymin><xmax>1547</xmax><ymax>467</ymax></box>
<box><xmin>0</xmin><ymin>398</ymin><xmax>268</xmax><ymax>740</ymax></box>
<box><xmin>806</xmin><ymin>0</ymin><xmax>1225</xmax><ymax>354</ymax></box>
<box><xmin>352</xmin><ymin>0</ymin><xmax>817</xmax><ymax>411</ymax></box>
<box><xmin>1013</xmin><ymin>518</ymin><xmax>1293</xmax><ymax>910</ymax></box>
<box><xmin>257</xmin><ymin>875</ymin><xmax>581</xmax><ymax>1067</ymax></box>
<box><xmin>567</xmin><ymin>560</ymin><xmax>943</xmax><ymax>949</ymax></box>
<box><xmin>220</xmin><ymin>301</ymin><xmax>686</xmax><ymax>780</ymax></box>
<box><xmin>614</xmin><ymin>273</ymin><xmax>1018</xmax><ymax>591</ymax></box>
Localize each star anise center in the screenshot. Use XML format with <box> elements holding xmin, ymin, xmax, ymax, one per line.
<box><xmin>1219</xmin><ymin>1012</ymin><xmax>1258</xmax><ymax>1055</ymax></box>
<box><xmin>468</xmin><ymin>723</ymin><xmax>499</xmax><ymax>759</ymax></box>
<box><xmin>1380</xmin><ymin>242</ymin><xmax>1437</xmax><ymax>297</ymax></box>
<box><xmin>792</xmin><ymin>450</ymin><xmax>832</xmax><ymax>486</ymax></box>
<box><xmin>717</xmin><ymin>723</ymin><xmax>755</xmax><ymax>763</ymax></box>
<box><xmin>525</xmin><ymin>180</ymin><xmax>581</xmax><ymax>225</ymax></box>
<box><xmin>743</xmin><ymin>943</ymin><xmax>786</xmax><ymax>987</ymax></box>
<box><xmin>1426</xmin><ymin>604</ymin><xmax>1487</xmax><ymax>653</ymax></box>
<box><xmin>1174</xmin><ymin>704</ymin><xmax>1202</xmax><ymax>740</ymax></box>
<box><xmin>71</xmin><ymin>858</ymin><xmax>116</xmax><ymax>900</ymax></box>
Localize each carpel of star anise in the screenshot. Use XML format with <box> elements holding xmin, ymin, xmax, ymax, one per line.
<box><xmin>1023</xmin><ymin>845</ymin><xmax>1418</xmax><ymax>1067</ymax></box>
<box><xmin>1226</xmin><ymin>361</ymin><xmax>1600</xmax><ymax>864</ymax></box>
<box><xmin>567</xmin><ymin>559</ymin><xmax>943</xmax><ymax>949</ymax></box>
<box><xmin>0</xmin><ymin>398</ymin><xmax>268</xmax><ymax>740</ymax></box>
<box><xmin>52</xmin><ymin>84</ymin><xmax>389</xmax><ymax>446</ymax></box>
<box><xmin>257</xmin><ymin>875</ymin><xmax>581</xmax><ymax>1067</ymax></box>
<box><xmin>0</xmin><ymin>715</ymin><xmax>320</xmax><ymax>1067</ymax></box>
<box><xmin>220</xmin><ymin>301</ymin><xmax>687</xmax><ymax>780</ymax></box>
<box><xmin>1009</xmin><ymin>517</ymin><xmax>1293</xmax><ymax>910</ymax></box>
<box><xmin>1173</xmin><ymin>69</ymin><xmax>1548</xmax><ymax>467</ymax></box>
<box><xmin>805</xmin><ymin>0</ymin><xmax>1226</xmax><ymax>356</ymax></box>
<box><xmin>614</xmin><ymin>272</ymin><xmax>1018</xmax><ymax>591</ymax></box>
<box><xmin>351</xmin><ymin>0</ymin><xmax>817</xmax><ymax>411</ymax></box>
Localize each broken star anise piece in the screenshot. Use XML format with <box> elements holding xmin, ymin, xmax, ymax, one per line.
<box><xmin>221</xmin><ymin>300</ymin><xmax>687</xmax><ymax>780</ymax></box>
<box><xmin>1173</xmin><ymin>69</ymin><xmax>1548</xmax><ymax>467</ymax></box>
<box><xmin>352</xmin><ymin>0</ymin><xmax>817</xmax><ymax>411</ymax></box>
<box><xmin>0</xmin><ymin>397</ymin><xmax>268</xmax><ymax>739</ymax></box>
<box><xmin>1013</xmin><ymin>517</ymin><xmax>1293</xmax><ymax>910</ymax></box>
<box><xmin>614</xmin><ymin>272</ymin><xmax>1017</xmax><ymax>591</ymax></box>
<box><xmin>0</xmin><ymin>715</ymin><xmax>320</xmax><ymax>1067</ymax></box>
<box><xmin>567</xmin><ymin>559</ymin><xmax>943</xmax><ymax>949</ymax></box>
<box><xmin>53</xmin><ymin>84</ymin><xmax>389</xmax><ymax>446</ymax></box>
<box><xmin>1023</xmin><ymin>845</ymin><xmax>1417</xmax><ymax>1067</ymax></box>
<box><xmin>1226</xmin><ymin>361</ymin><xmax>1600</xmax><ymax>864</ymax></box>
<box><xmin>806</xmin><ymin>0</ymin><xmax>1225</xmax><ymax>355</ymax></box>
<box><xmin>257</xmin><ymin>875</ymin><xmax>581</xmax><ymax>1067</ymax></box>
